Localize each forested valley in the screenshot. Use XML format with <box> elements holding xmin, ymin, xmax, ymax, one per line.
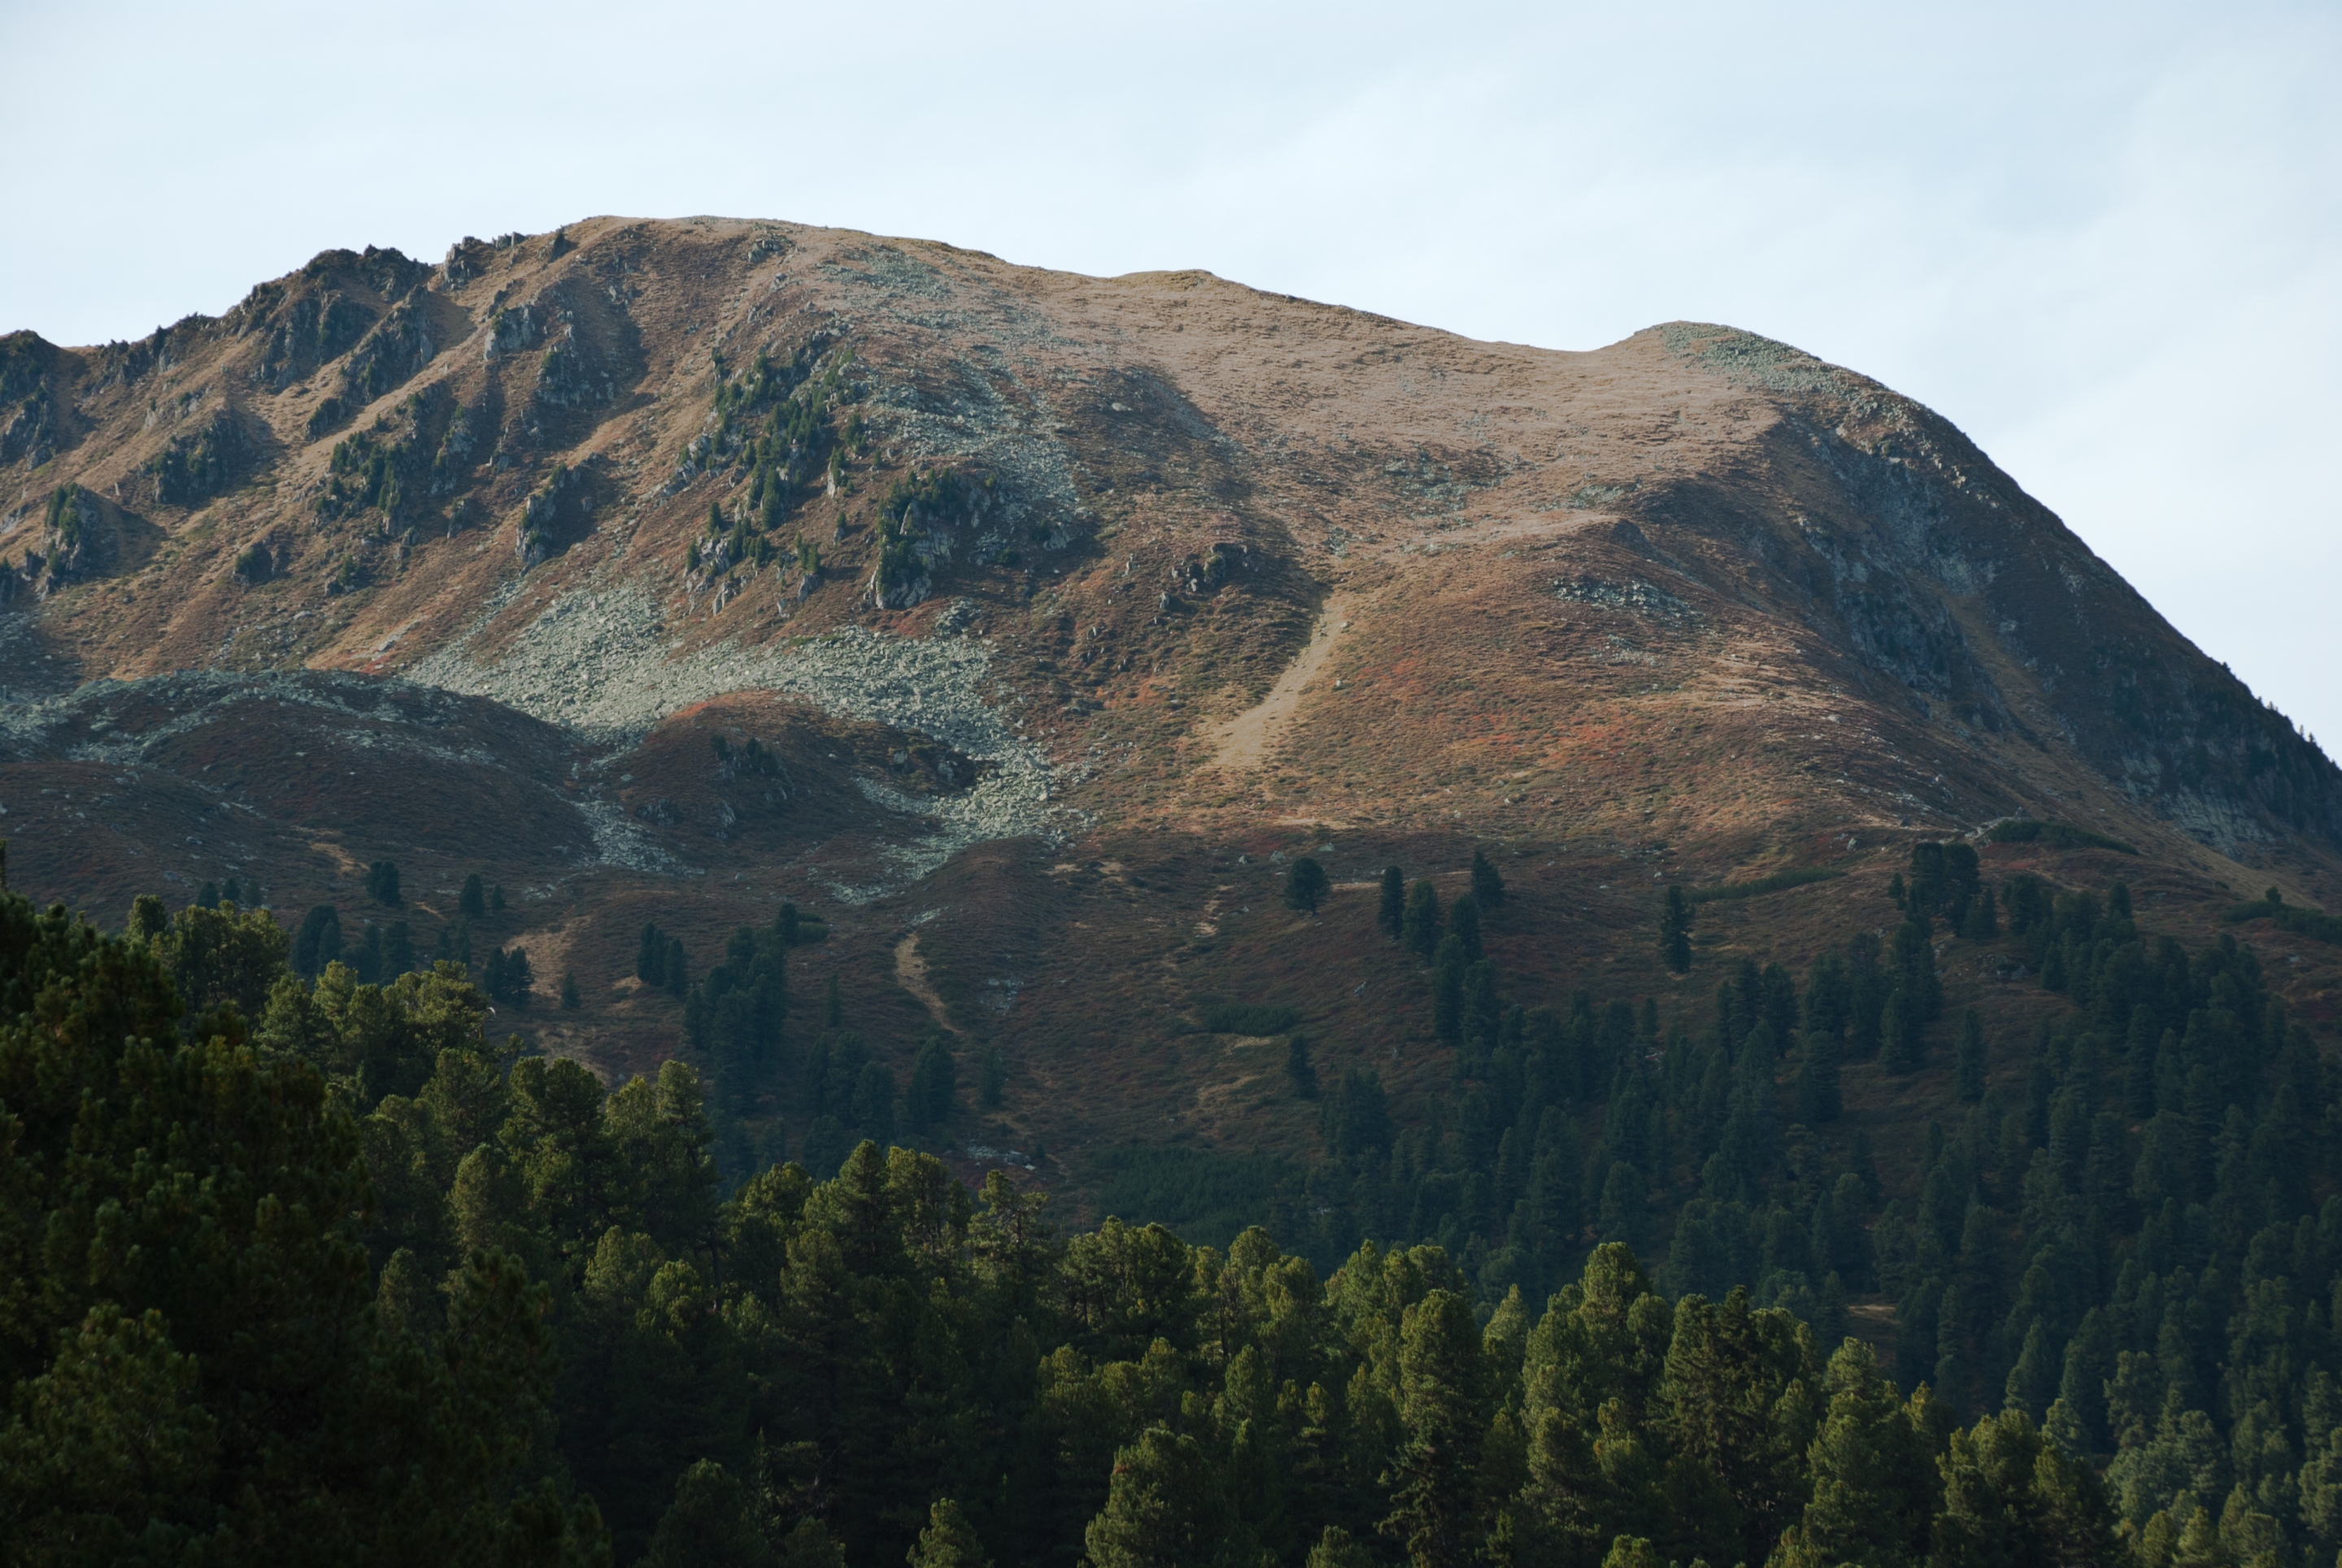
<box><xmin>4</xmin><ymin>832</ymin><xmax>2341</xmax><ymax>1568</ymax></box>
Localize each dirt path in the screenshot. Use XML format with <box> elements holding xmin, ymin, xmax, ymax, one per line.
<box><xmin>1205</xmin><ymin>590</ymin><xmax>1358</xmax><ymax>771</ymax></box>
<box><xmin>893</xmin><ymin>931</ymin><xmax>963</xmax><ymax>1037</ymax></box>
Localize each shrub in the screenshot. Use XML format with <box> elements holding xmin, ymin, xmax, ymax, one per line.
<box><xmin>1986</xmin><ymin>819</ymin><xmax>2137</xmax><ymax>855</ymax></box>
<box><xmin>1204</xmin><ymin>1002</ymin><xmax>1299</xmax><ymax>1035</ymax></box>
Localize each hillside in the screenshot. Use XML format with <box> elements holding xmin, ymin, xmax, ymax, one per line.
<box><xmin>3</xmin><ymin>216</ymin><xmax>2336</xmax><ymax>1157</ymax></box>
<box><xmin>9</xmin><ymin>215</ymin><xmax>2342</xmax><ymax>1564</ymax></box>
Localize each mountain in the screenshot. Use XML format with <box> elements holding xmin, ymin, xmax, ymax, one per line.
<box><xmin>12</xmin><ymin>216</ymin><xmax>2342</xmax><ymax>1565</ymax></box>
<box><xmin>2</xmin><ymin>214</ymin><xmax>2338</xmax><ymax>1191</ymax></box>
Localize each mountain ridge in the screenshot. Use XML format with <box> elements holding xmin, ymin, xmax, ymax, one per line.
<box><xmin>2</xmin><ymin>212</ymin><xmax>2338</xmax><ymax>1156</ymax></box>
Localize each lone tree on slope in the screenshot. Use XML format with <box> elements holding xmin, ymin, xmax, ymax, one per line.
<box><xmin>1284</xmin><ymin>856</ymin><xmax>1330</xmax><ymax>914</ymax></box>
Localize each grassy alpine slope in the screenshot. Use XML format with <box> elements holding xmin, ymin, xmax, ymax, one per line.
<box><xmin>5</xmin><ymin>217</ymin><xmax>2342</xmax><ymax>1563</ymax></box>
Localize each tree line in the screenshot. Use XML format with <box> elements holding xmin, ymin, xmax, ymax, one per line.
<box><xmin>2</xmin><ymin>853</ymin><xmax>2131</xmax><ymax>1566</ymax></box>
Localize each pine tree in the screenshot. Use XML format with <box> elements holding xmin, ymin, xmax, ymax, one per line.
<box><xmin>1286</xmin><ymin>1033</ymin><xmax>1319</xmax><ymax>1100</ymax></box>
<box><xmin>908</xmin><ymin>1497</ymin><xmax>990</xmax><ymax>1568</ymax></box>
<box><xmin>665</xmin><ymin>937</ymin><xmax>689</xmax><ymax>998</ymax></box>
<box><xmin>1082</xmin><ymin>1426</ymin><xmax>1235</xmax><ymax>1568</ymax></box>
<box><xmin>978</xmin><ymin>1048</ymin><xmax>1006</xmax><ymax>1108</ymax></box>
<box><xmin>643</xmin><ymin>1459</ymin><xmax>772</xmax><ymax>1568</ymax></box>
<box><xmin>490</xmin><ymin>882</ymin><xmax>507</xmax><ymax>913</ymax></box>
<box><xmin>365</xmin><ymin>860</ymin><xmax>403</xmax><ymax>905</ymax></box>
<box><xmin>1883</xmin><ymin>989</ymin><xmax>1923</xmax><ymax>1074</ymax></box>
<box><xmin>1382</xmin><ymin>1289</ymin><xmax>1485</xmax><ymax>1568</ymax></box>
<box><xmin>1432</xmin><ymin>934</ymin><xmax>1469</xmax><ymax>1047</ymax></box>
<box><xmin>824</xmin><ymin>972</ymin><xmax>843</xmax><ymax>1028</ymax></box>
<box><xmin>294</xmin><ymin>903</ymin><xmax>342</xmax><ymax>977</ymax></box>
<box><xmin>1447</xmin><ymin>895</ymin><xmax>1482</xmax><ymax>964</ymax></box>
<box><xmin>1963</xmin><ymin>884</ymin><xmax>1999</xmax><ymax>940</ymax></box>
<box><xmin>460</xmin><ymin>873</ymin><xmax>486</xmax><ymax>918</ymax></box>
<box><xmin>1798</xmin><ymin>1029</ymin><xmax>1841</xmax><ymax>1124</ymax></box>
<box><xmin>852</xmin><ymin>1061</ymin><xmax>895</xmax><ymax>1145</ymax></box>
<box><xmin>1956</xmin><ymin>1009</ymin><xmax>1987</xmax><ymax>1104</ymax></box>
<box><xmin>1379</xmin><ymin>866</ymin><xmax>1405</xmax><ymax>940</ymax></box>
<box><xmin>1307</xmin><ymin>1526</ymin><xmax>1374</xmax><ymax>1568</ymax></box>
<box><xmin>1285</xmin><ymin>855</ymin><xmax>1330</xmax><ymax>914</ymax></box>
<box><xmin>560</xmin><ymin>969</ymin><xmax>582</xmax><ymax>1009</ymax></box>
<box><xmin>1470</xmin><ymin>848</ymin><xmax>1506</xmax><ymax>910</ymax></box>
<box><xmin>909</xmin><ymin>1035</ymin><xmax>956</xmax><ymax>1130</ymax></box>
<box><xmin>1659</xmin><ymin>885</ymin><xmax>1694</xmax><ymax>973</ymax></box>
<box><xmin>637</xmin><ymin>921</ymin><xmax>664</xmax><ymax>984</ymax></box>
<box><xmin>1795</xmin><ymin>1341</ymin><xmax>1936</xmax><ymax>1568</ymax></box>
<box><xmin>776</xmin><ymin>1518</ymin><xmax>845</xmax><ymax>1568</ymax></box>
<box><xmin>1404</xmin><ymin>879</ymin><xmax>1442</xmax><ymax>959</ymax></box>
<box><xmin>128</xmin><ymin>892</ymin><xmax>168</xmax><ymax>941</ymax></box>
<box><xmin>384</xmin><ymin>920</ymin><xmax>415</xmax><ymax>978</ymax></box>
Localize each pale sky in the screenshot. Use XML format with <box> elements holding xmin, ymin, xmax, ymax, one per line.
<box><xmin>3</xmin><ymin>2</ymin><xmax>2335</xmax><ymax>756</ymax></box>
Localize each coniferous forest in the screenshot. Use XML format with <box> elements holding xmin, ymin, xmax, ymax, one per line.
<box><xmin>5</xmin><ymin>834</ymin><xmax>2342</xmax><ymax>1568</ymax></box>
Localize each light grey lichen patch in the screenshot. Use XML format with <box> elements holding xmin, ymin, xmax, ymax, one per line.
<box><xmin>1554</xmin><ymin>577</ymin><xmax>1697</xmax><ymax>622</ymax></box>
<box><xmin>0</xmin><ymin>669</ymin><xmax>501</xmax><ymax>768</ymax></box>
<box><xmin>573</xmin><ymin>796</ymin><xmax>694</xmax><ymax>876</ymax></box>
<box><xmin>407</xmin><ymin>583</ymin><xmax>1060</xmax><ymax>897</ymax></box>
<box><xmin>1659</xmin><ymin>322</ymin><xmax>1849</xmax><ymax>398</ymax></box>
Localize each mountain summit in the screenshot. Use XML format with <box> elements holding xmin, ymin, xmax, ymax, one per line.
<box><xmin>1</xmin><ymin>214</ymin><xmax>2335</xmax><ymax>1147</ymax></box>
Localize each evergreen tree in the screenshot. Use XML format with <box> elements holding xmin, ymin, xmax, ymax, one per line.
<box><xmin>1379</xmin><ymin>867</ymin><xmax>1406</xmax><ymax>940</ymax></box>
<box><xmin>1795</xmin><ymin>1340</ymin><xmax>1937</xmax><ymax>1568</ymax></box>
<box><xmin>1962</xmin><ymin>884</ymin><xmax>1999</xmax><ymax>940</ymax></box>
<box><xmin>294</xmin><ymin>903</ymin><xmax>342</xmax><ymax>978</ymax></box>
<box><xmin>1432</xmin><ymin>934</ymin><xmax>1469</xmax><ymax>1048</ymax></box>
<box><xmin>908</xmin><ymin>1497</ymin><xmax>990</xmax><ymax>1568</ymax></box>
<box><xmin>490</xmin><ymin>882</ymin><xmax>507</xmax><ymax>912</ymax></box>
<box><xmin>909</xmin><ymin>1035</ymin><xmax>956</xmax><ymax>1130</ymax></box>
<box><xmin>666</xmin><ymin>936</ymin><xmax>689</xmax><ymax>998</ymax></box>
<box><xmin>1307</xmin><ymin>1526</ymin><xmax>1374</xmax><ymax>1568</ymax></box>
<box><xmin>1470</xmin><ymin>848</ymin><xmax>1506</xmax><ymax>910</ymax></box>
<box><xmin>128</xmin><ymin>891</ymin><xmax>168</xmax><ymax>941</ymax></box>
<box><xmin>1955</xmin><ymin>1010</ymin><xmax>1987</xmax><ymax>1104</ymax></box>
<box><xmin>1287</xmin><ymin>1032</ymin><xmax>1320</xmax><ymax>1100</ymax></box>
<box><xmin>852</xmin><ymin>1061</ymin><xmax>895</xmax><ymax>1145</ymax></box>
<box><xmin>1798</xmin><ymin>1029</ymin><xmax>1842</xmax><ymax>1124</ymax></box>
<box><xmin>1382</xmin><ymin>1289</ymin><xmax>1485</xmax><ymax>1568</ymax></box>
<box><xmin>383</xmin><ymin>919</ymin><xmax>415</xmax><ymax>978</ymax></box>
<box><xmin>197</xmin><ymin>880</ymin><xmax>221</xmax><ymax>908</ymax></box>
<box><xmin>365</xmin><ymin>860</ymin><xmax>403</xmax><ymax>905</ymax></box>
<box><xmin>824</xmin><ymin>972</ymin><xmax>843</xmax><ymax>1028</ymax></box>
<box><xmin>461</xmin><ymin>873</ymin><xmax>487</xmax><ymax>918</ymax></box>
<box><xmin>1083</xmin><ymin>1426</ymin><xmax>1236</xmax><ymax>1568</ymax></box>
<box><xmin>1285</xmin><ymin>856</ymin><xmax>1330</xmax><ymax>914</ymax></box>
<box><xmin>1932</xmin><ymin>1411</ymin><xmax>2126</xmax><ymax>1568</ymax></box>
<box><xmin>1659</xmin><ymin>886</ymin><xmax>1694</xmax><ymax>973</ymax></box>
<box><xmin>1404</xmin><ymin>879</ymin><xmax>1442</xmax><ymax>959</ymax></box>
<box><xmin>1883</xmin><ymin>990</ymin><xmax>1923</xmax><ymax>1074</ymax></box>
<box><xmin>978</xmin><ymin>1048</ymin><xmax>1006</xmax><ymax>1109</ymax></box>
<box><xmin>644</xmin><ymin>1459</ymin><xmax>774</xmax><ymax>1567</ymax></box>
<box><xmin>562</xmin><ymin>969</ymin><xmax>583</xmax><ymax>1009</ymax></box>
<box><xmin>776</xmin><ymin>1518</ymin><xmax>846</xmax><ymax>1568</ymax></box>
<box><xmin>638</xmin><ymin>921</ymin><xmax>666</xmax><ymax>984</ymax></box>
<box><xmin>1448</xmin><ymin>895</ymin><xmax>1482</xmax><ymax>964</ymax></box>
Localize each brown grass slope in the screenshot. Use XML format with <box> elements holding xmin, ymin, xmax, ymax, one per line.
<box><xmin>2</xmin><ymin>216</ymin><xmax>2339</xmax><ymax>1210</ymax></box>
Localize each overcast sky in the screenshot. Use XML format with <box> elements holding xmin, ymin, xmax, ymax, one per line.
<box><xmin>3</xmin><ymin>1</ymin><xmax>2335</xmax><ymax>752</ymax></box>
